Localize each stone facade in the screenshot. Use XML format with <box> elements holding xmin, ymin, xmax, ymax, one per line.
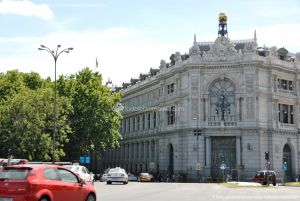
<box><xmin>100</xmin><ymin>32</ymin><xmax>300</xmax><ymax>182</ymax></box>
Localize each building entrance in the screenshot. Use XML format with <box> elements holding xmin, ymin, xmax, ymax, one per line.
<box><xmin>168</xmin><ymin>144</ymin><xmax>174</xmax><ymax>177</ymax></box>
<box><xmin>283</xmin><ymin>144</ymin><xmax>292</xmax><ymax>180</ymax></box>
<box><xmin>211</xmin><ymin>136</ymin><xmax>236</xmax><ymax>179</ymax></box>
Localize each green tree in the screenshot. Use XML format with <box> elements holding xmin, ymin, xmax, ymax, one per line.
<box><xmin>0</xmin><ymin>70</ymin><xmax>25</xmax><ymax>102</ymax></box>
<box><xmin>62</xmin><ymin>68</ymin><xmax>123</xmax><ymax>161</ymax></box>
<box><xmin>0</xmin><ymin>79</ymin><xmax>72</xmax><ymax>161</ymax></box>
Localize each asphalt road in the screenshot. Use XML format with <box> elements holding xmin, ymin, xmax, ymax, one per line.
<box><xmin>94</xmin><ymin>181</ymin><xmax>300</xmax><ymax>201</ymax></box>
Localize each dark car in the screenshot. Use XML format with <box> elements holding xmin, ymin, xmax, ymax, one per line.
<box><xmin>0</xmin><ymin>164</ymin><xmax>97</xmax><ymax>201</ymax></box>
<box><xmin>252</xmin><ymin>170</ymin><xmax>276</xmax><ymax>186</ymax></box>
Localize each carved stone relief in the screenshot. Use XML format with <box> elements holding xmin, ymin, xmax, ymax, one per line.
<box><xmin>191</xmin><ymin>98</ymin><xmax>199</xmax><ymax>118</ymax></box>
<box><xmin>204</xmin><ymin>36</ymin><xmax>240</xmax><ymax>61</ymax></box>
<box><xmin>246</xmin><ymin>97</ymin><xmax>255</xmax><ymax>119</ymax></box>
<box><xmin>245</xmin><ymin>73</ymin><xmax>256</xmax><ymax>119</ymax></box>
<box><xmin>191</xmin><ymin>77</ymin><xmax>199</xmax><ymax>95</ymax></box>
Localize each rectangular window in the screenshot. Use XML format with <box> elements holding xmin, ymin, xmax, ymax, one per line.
<box><xmin>281</xmin><ymin>80</ymin><xmax>287</xmax><ymax>90</ymax></box>
<box><xmin>167</xmin><ymin>106</ymin><xmax>175</xmax><ymax>125</ymax></box>
<box><xmin>167</xmin><ymin>83</ymin><xmax>174</xmax><ymax>94</ymax></box>
<box><xmin>289</xmin><ymin>81</ymin><xmax>293</xmax><ymax>91</ymax></box>
<box><xmin>282</xmin><ymin>104</ymin><xmax>289</xmax><ymax>123</ymax></box>
<box><xmin>153</xmin><ymin>112</ymin><xmax>156</xmax><ymax>128</ymax></box>
<box><xmin>290</xmin><ymin>105</ymin><xmax>294</xmax><ymax>124</ymax></box>
<box><xmin>137</xmin><ymin>116</ymin><xmax>140</xmax><ymax>131</ymax></box>
<box><xmin>148</xmin><ymin>113</ymin><xmax>151</xmax><ymax>129</ymax></box>
<box><xmin>142</xmin><ymin>114</ymin><xmax>145</xmax><ymax>130</ymax></box>
<box><xmin>133</xmin><ymin>117</ymin><xmax>136</xmax><ymax>131</ymax></box>
<box><xmin>125</xmin><ymin>119</ymin><xmax>127</xmax><ymax>133</ymax></box>
<box><xmin>278</xmin><ymin>104</ymin><xmax>281</xmax><ymax>122</ymax></box>
<box><xmin>128</xmin><ymin>118</ymin><xmax>131</xmax><ymax>132</ymax></box>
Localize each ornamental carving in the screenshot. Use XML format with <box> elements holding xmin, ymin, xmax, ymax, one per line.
<box><xmin>205</xmin><ymin>36</ymin><xmax>239</xmax><ymax>61</ymax></box>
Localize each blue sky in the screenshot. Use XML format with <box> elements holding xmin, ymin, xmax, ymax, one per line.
<box><xmin>1</xmin><ymin>0</ymin><xmax>300</xmax><ymax>85</ymax></box>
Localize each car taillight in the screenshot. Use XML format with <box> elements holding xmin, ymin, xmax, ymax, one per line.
<box><xmin>107</xmin><ymin>173</ymin><xmax>111</xmax><ymax>176</ymax></box>
<box><xmin>121</xmin><ymin>174</ymin><xmax>125</xmax><ymax>176</ymax></box>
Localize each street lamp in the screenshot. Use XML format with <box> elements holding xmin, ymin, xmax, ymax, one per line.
<box><xmin>193</xmin><ymin>115</ymin><xmax>202</xmax><ymax>182</ymax></box>
<box><xmin>38</xmin><ymin>45</ymin><xmax>73</xmax><ymax>164</ymax></box>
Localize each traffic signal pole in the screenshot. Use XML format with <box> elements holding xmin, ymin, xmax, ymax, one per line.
<box><xmin>265</xmin><ymin>151</ymin><xmax>270</xmax><ymax>186</ymax></box>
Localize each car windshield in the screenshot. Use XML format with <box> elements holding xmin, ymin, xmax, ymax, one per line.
<box><xmin>0</xmin><ymin>167</ymin><xmax>31</xmax><ymax>180</ymax></box>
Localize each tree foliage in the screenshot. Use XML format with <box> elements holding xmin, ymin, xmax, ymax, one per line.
<box><xmin>0</xmin><ymin>68</ymin><xmax>122</xmax><ymax>162</ymax></box>
<box><xmin>60</xmin><ymin>68</ymin><xmax>123</xmax><ymax>161</ymax></box>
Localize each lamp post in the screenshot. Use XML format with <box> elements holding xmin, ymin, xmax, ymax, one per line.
<box><xmin>38</xmin><ymin>45</ymin><xmax>73</xmax><ymax>164</ymax></box>
<box><xmin>193</xmin><ymin>115</ymin><xmax>201</xmax><ymax>182</ymax></box>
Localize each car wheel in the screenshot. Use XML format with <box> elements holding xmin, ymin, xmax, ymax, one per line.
<box><xmin>86</xmin><ymin>194</ymin><xmax>96</xmax><ymax>201</ymax></box>
<box><xmin>107</xmin><ymin>181</ymin><xmax>112</xmax><ymax>184</ymax></box>
<box><xmin>39</xmin><ymin>196</ymin><xmax>50</xmax><ymax>201</ymax></box>
<box><xmin>273</xmin><ymin>182</ymin><xmax>276</xmax><ymax>186</ymax></box>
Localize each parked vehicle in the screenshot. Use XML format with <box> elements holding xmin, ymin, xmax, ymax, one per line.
<box><xmin>128</xmin><ymin>173</ymin><xmax>138</xmax><ymax>181</ymax></box>
<box><xmin>93</xmin><ymin>173</ymin><xmax>102</xmax><ymax>182</ymax></box>
<box><xmin>106</xmin><ymin>167</ymin><xmax>128</xmax><ymax>184</ymax></box>
<box><xmin>64</xmin><ymin>164</ymin><xmax>94</xmax><ymax>183</ymax></box>
<box><xmin>0</xmin><ymin>158</ymin><xmax>28</xmax><ymax>166</ymax></box>
<box><xmin>0</xmin><ymin>164</ymin><xmax>96</xmax><ymax>201</ymax></box>
<box><xmin>100</xmin><ymin>173</ymin><xmax>108</xmax><ymax>182</ymax></box>
<box><xmin>252</xmin><ymin>170</ymin><xmax>277</xmax><ymax>186</ymax></box>
<box><xmin>138</xmin><ymin>172</ymin><xmax>154</xmax><ymax>182</ymax></box>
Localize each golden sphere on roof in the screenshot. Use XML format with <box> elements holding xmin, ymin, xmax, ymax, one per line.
<box><xmin>218</xmin><ymin>12</ymin><xmax>227</xmax><ymax>22</ymax></box>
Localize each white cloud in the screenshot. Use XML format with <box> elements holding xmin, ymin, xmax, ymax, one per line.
<box><xmin>0</xmin><ymin>0</ymin><xmax>53</xmax><ymax>20</ymax></box>
<box><xmin>0</xmin><ymin>27</ymin><xmax>184</xmax><ymax>86</ymax></box>
<box><xmin>1</xmin><ymin>24</ymin><xmax>300</xmax><ymax>86</ymax></box>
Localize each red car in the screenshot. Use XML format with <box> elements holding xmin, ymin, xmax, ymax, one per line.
<box><xmin>0</xmin><ymin>164</ymin><xmax>97</xmax><ymax>201</ymax></box>
<box><xmin>252</xmin><ymin>170</ymin><xmax>277</xmax><ymax>186</ymax></box>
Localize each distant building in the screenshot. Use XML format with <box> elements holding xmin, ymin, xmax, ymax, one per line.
<box><xmin>100</xmin><ymin>13</ymin><xmax>300</xmax><ymax>181</ymax></box>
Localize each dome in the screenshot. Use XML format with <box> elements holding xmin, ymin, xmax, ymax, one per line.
<box><xmin>218</xmin><ymin>12</ymin><xmax>228</xmax><ymax>22</ymax></box>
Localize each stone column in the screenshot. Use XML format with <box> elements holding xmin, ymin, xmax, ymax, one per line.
<box><xmin>236</xmin><ymin>137</ymin><xmax>241</xmax><ymax>166</ymax></box>
<box><xmin>205</xmin><ymin>137</ymin><xmax>211</xmax><ymax>167</ymax></box>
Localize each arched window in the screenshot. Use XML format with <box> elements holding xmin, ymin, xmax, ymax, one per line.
<box><xmin>209</xmin><ymin>78</ymin><xmax>236</xmax><ymax>121</ymax></box>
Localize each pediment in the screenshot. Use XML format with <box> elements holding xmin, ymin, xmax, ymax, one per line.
<box><xmin>203</xmin><ymin>36</ymin><xmax>239</xmax><ymax>61</ymax></box>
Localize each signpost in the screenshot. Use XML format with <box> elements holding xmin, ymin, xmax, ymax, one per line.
<box><xmin>220</xmin><ymin>161</ymin><xmax>226</xmax><ymax>182</ymax></box>
<box><xmin>283</xmin><ymin>161</ymin><xmax>287</xmax><ymax>186</ymax></box>
<box><xmin>79</xmin><ymin>156</ymin><xmax>91</xmax><ymax>164</ymax></box>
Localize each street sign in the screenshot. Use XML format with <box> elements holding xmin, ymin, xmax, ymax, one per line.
<box><xmin>220</xmin><ymin>164</ymin><xmax>226</xmax><ymax>170</ymax></box>
<box><xmin>79</xmin><ymin>156</ymin><xmax>90</xmax><ymax>164</ymax></box>
<box><xmin>85</xmin><ymin>156</ymin><xmax>90</xmax><ymax>164</ymax></box>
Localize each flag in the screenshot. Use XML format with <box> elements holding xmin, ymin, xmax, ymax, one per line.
<box><xmin>96</xmin><ymin>57</ymin><xmax>99</xmax><ymax>68</ymax></box>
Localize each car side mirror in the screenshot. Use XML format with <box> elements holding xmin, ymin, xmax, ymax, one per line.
<box><xmin>79</xmin><ymin>178</ymin><xmax>85</xmax><ymax>186</ymax></box>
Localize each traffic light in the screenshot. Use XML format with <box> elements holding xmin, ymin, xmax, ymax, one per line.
<box><xmin>220</xmin><ymin>155</ymin><xmax>225</xmax><ymax>164</ymax></box>
<box><xmin>265</xmin><ymin>151</ymin><xmax>269</xmax><ymax>161</ymax></box>
<box><xmin>193</xmin><ymin>129</ymin><xmax>202</xmax><ymax>136</ymax></box>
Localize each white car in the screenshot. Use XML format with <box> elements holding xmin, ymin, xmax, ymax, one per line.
<box><xmin>106</xmin><ymin>167</ymin><xmax>128</xmax><ymax>184</ymax></box>
<box><xmin>64</xmin><ymin>164</ymin><xmax>94</xmax><ymax>183</ymax></box>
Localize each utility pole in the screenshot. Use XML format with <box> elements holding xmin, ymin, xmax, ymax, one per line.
<box><xmin>193</xmin><ymin>115</ymin><xmax>202</xmax><ymax>182</ymax></box>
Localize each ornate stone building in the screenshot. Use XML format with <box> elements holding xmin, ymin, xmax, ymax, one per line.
<box><xmin>100</xmin><ymin>13</ymin><xmax>300</xmax><ymax>181</ymax></box>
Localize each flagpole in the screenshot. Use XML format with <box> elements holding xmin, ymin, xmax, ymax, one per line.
<box><xmin>95</xmin><ymin>57</ymin><xmax>99</xmax><ymax>73</ymax></box>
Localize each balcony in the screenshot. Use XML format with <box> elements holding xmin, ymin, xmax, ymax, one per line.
<box><xmin>207</xmin><ymin>121</ymin><xmax>237</xmax><ymax>127</ymax></box>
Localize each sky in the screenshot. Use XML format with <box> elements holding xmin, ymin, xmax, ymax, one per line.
<box><xmin>0</xmin><ymin>0</ymin><xmax>300</xmax><ymax>86</ymax></box>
